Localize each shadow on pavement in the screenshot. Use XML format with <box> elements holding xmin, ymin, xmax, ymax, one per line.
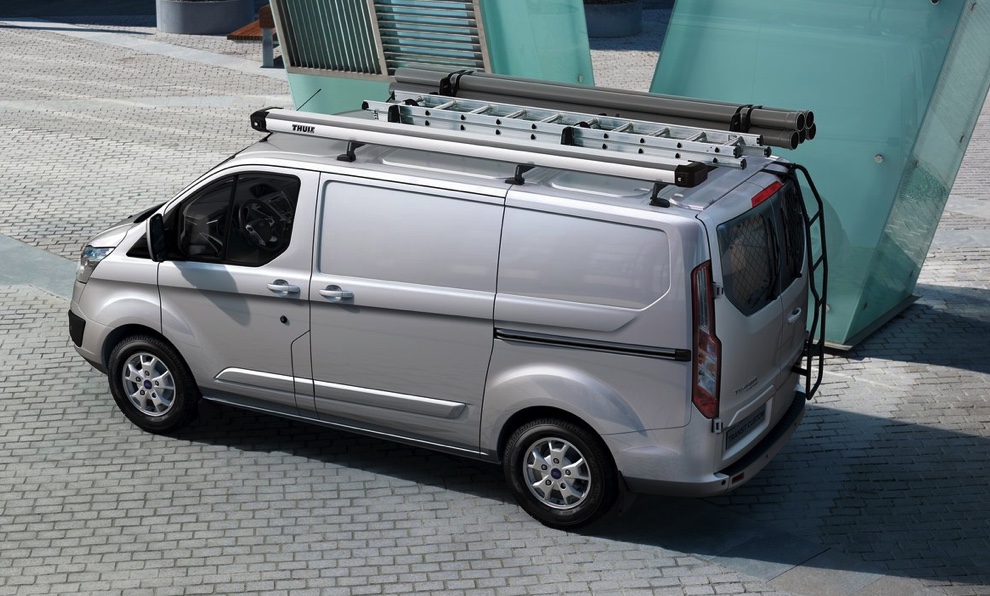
<box><xmin>178</xmin><ymin>401</ymin><xmax>513</xmax><ymax>505</ymax></box>
<box><xmin>180</xmin><ymin>394</ymin><xmax>990</xmax><ymax>590</ymax></box>
<box><xmin>174</xmin><ymin>279</ymin><xmax>990</xmax><ymax>591</ymax></box>
<box><xmin>599</xmin><ymin>404</ymin><xmax>990</xmax><ymax>588</ymax></box>
<box><xmin>848</xmin><ymin>284</ymin><xmax>990</xmax><ymax>375</ymax></box>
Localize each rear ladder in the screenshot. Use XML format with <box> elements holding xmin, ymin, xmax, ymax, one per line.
<box><xmin>788</xmin><ymin>164</ymin><xmax>828</xmax><ymax>400</ymax></box>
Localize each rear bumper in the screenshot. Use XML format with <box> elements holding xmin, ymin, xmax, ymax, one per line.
<box><xmin>620</xmin><ymin>389</ymin><xmax>806</xmax><ymax>497</ymax></box>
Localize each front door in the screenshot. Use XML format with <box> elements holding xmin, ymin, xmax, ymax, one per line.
<box><xmin>158</xmin><ymin>168</ymin><xmax>318</xmax><ymax>414</ymax></box>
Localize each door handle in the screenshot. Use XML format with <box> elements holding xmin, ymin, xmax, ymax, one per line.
<box><xmin>319</xmin><ymin>285</ymin><xmax>354</xmax><ymax>302</ymax></box>
<box><xmin>787</xmin><ymin>308</ymin><xmax>803</xmax><ymax>324</ymax></box>
<box><xmin>267</xmin><ymin>279</ymin><xmax>300</xmax><ymax>294</ymax></box>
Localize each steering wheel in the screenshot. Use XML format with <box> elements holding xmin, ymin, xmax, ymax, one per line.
<box><xmin>238</xmin><ymin>197</ymin><xmax>288</xmax><ymax>251</ymax></box>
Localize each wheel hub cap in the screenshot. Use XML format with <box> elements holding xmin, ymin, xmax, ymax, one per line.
<box><xmin>121</xmin><ymin>352</ymin><xmax>176</xmax><ymax>417</ymax></box>
<box><xmin>522</xmin><ymin>437</ymin><xmax>591</xmax><ymax>510</ymax></box>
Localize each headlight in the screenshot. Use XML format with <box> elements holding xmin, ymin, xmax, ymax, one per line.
<box><xmin>76</xmin><ymin>246</ymin><xmax>114</xmax><ymax>284</ymax></box>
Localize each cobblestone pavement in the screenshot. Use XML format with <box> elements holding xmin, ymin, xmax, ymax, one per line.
<box><xmin>1</xmin><ymin>8</ymin><xmax>989</xmax><ymax>596</ymax></box>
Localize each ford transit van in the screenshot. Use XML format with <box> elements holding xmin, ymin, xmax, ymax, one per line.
<box><xmin>69</xmin><ymin>82</ymin><xmax>825</xmax><ymax>529</ymax></box>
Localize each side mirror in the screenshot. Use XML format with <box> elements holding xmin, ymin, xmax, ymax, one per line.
<box><xmin>147</xmin><ymin>213</ymin><xmax>167</xmax><ymax>263</ymax></box>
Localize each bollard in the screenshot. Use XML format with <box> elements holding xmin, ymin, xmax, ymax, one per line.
<box><xmin>259</xmin><ymin>5</ymin><xmax>275</xmax><ymax>68</ymax></box>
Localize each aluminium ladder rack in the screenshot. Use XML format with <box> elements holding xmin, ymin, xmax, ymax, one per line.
<box><xmin>251</xmin><ymin>106</ymin><xmax>713</xmax><ymax>187</ymax></box>
<box><xmin>391</xmin><ymin>68</ymin><xmax>815</xmax><ymax>151</ymax></box>
<box><xmin>374</xmin><ymin>92</ymin><xmax>772</xmax><ymax>169</ymax></box>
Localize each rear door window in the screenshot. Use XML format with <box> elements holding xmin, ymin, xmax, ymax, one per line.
<box><xmin>717</xmin><ymin>200</ymin><xmax>777</xmax><ymax>316</ymax></box>
<box><xmin>777</xmin><ymin>183</ymin><xmax>806</xmax><ymax>291</ymax></box>
<box><xmin>716</xmin><ymin>180</ymin><xmax>806</xmax><ymax>317</ymax></box>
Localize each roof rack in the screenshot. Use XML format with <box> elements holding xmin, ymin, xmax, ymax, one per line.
<box><xmin>250</xmin><ymin>105</ymin><xmax>723</xmax><ymax>187</ymax></box>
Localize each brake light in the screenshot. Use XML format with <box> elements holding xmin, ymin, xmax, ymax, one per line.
<box><xmin>751</xmin><ymin>181</ymin><xmax>783</xmax><ymax>208</ymax></box>
<box><xmin>692</xmin><ymin>261</ymin><xmax>721</xmax><ymax>418</ymax></box>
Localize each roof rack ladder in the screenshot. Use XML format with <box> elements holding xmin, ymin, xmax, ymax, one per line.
<box><xmin>371</xmin><ymin>93</ymin><xmax>772</xmax><ymax>169</ymax></box>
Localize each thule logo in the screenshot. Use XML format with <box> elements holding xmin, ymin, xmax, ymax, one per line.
<box><xmin>292</xmin><ymin>124</ymin><xmax>316</xmax><ymax>134</ymax></box>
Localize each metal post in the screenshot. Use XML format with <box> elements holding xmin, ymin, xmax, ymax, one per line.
<box><xmin>259</xmin><ymin>5</ymin><xmax>275</xmax><ymax>69</ymax></box>
<box><xmin>262</xmin><ymin>28</ymin><xmax>274</xmax><ymax>68</ymax></box>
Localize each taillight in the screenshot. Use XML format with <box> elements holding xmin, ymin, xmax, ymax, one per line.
<box><xmin>692</xmin><ymin>261</ymin><xmax>721</xmax><ymax>418</ymax></box>
<box><xmin>751</xmin><ymin>181</ymin><xmax>783</xmax><ymax>208</ymax></box>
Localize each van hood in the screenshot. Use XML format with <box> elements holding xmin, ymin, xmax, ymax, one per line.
<box><xmin>88</xmin><ymin>220</ymin><xmax>136</xmax><ymax>249</ymax></box>
<box><xmin>88</xmin><ymin>203</ymin><xmax>162</xmax><ymax>248</ymax></box>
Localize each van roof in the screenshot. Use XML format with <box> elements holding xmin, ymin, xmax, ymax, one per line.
<box><xmin>236</xmin><ymin>128</ymin><xmax>779</xmax><ymax>215</ymax></box>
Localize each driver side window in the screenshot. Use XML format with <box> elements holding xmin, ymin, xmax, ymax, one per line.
<box><xmin>177</xmin><ymin>173</ymin><xmax>300</xmax><ymax>267</ymax></box>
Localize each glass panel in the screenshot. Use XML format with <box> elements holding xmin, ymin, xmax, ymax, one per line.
<box><xmin>226</xmin><ymin>175</ymin><xmax>301</xmax><ymax>266</ymax></box>
<box><xmin>177</xmin><ymin>177</ymin><xmax>234</xmax><ymax>261</ymax></box>
<box><xmin>653</xmin><ymin>0</ymin><xmax>990</xmax><ymax>344</ymax></box>
<box><xmin>480</xmin><ymin>0</ymin><xmax>592</xmax><ymax>85</ymax></box>
<box><xmin>718</xmin><ymin>202</ymin><xmax>775</xmax><ymax>317</ymax></box>
<box><xmin>778</xmin><ymin>183</ymin><xmax>806</xmax><ymax>291</ymax></box>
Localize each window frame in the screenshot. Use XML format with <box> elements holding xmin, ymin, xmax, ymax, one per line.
<box><xmin>168</xmin><ymin>172</ymin><xmax>301</xmax><ymax>268</ymax></box>
<box><xmin>717</xmin><ymin>194</ymin><xmax>780</xmax><ymax>317</ymax></box>
<box><xmin>716</xmin><ymin>179</ymin><xmax>808</xmax><ymax>318</ymax></box>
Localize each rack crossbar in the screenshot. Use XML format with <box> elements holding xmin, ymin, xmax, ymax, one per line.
<box><xmin>250</xmin><ymin>108</ymin><xmax>710</xmax><ymax>187</ymax></box>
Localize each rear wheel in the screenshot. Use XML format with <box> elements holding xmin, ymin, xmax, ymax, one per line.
<box><xmin>107</xmin><ymin>335</ymin><xmax>200</xmax><ymax>434</ymax></box>
<box><xmin>503</xmin><ymin>418</ymin><xmax>618</xmax><ymax>529</ymax></box>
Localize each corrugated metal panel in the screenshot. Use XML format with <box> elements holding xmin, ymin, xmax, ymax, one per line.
<box><xmin>273</xmin><ymin>0</ymin><xmax>487</xmax><ymax>79</ymax></box>
<box><xmin>274</xmin><ymin>0</ymin><xmax>383</xmax><ymax>75</ymax></box>
<box><xmin>375</xmin><ymin>0</ymin><xmax>486</xmax><ymax>74</ymax></box>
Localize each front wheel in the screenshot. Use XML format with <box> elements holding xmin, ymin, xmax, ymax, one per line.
<box><xmin>107</xmin><ymin>335</ymin><xmax>200</xmax><ymax>434</ymax></box>
<box><xmin>503</xmin><ymin>418</ymin><xmax>618</xmax><ymax>529</ymax></box>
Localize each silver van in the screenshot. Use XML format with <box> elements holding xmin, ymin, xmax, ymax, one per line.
<box><xmin>69</xmin><ymin>81</ymin><xmax>825</xmax><ymax>529</ymax></box>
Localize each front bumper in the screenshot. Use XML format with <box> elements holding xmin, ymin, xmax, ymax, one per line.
<box><xmin>68</xmin><ymin>304</ymin><xmax>108</xmax><ymax>374</ymax></box>
<box><xmin>68</xmin><ymin>309</ymin><xmax>85</xmax><ymax>348</ymax></box>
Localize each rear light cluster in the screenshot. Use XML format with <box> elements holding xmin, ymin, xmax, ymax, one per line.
<box><xmin>751</xmin><ymin>180</ymin><xmax>782</xmax><ymax>208</ymax></box>
<box><xmin>692</xmin><ymin>261</ymin><xmax>721</xmax><ymax>418</ymax></box>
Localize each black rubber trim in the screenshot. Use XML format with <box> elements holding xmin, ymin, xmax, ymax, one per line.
<box><xmin>68</xmin><ymin>310</ymin><xmax>85</xmax><ymax>348</ymax></box>
<box><xmin>496</xmin><ymin>328</ymin><xmax>691</xmax><ymax>362</ymax></box>
<box><xmin>439</xmin><ymin>69</ymin><xmax>474</xmax><ymax>96</ymax></box>
<box><xmin>719</xmin><ymin>391</ymin><xmax>805</xmax><ymax>477</ymax></box>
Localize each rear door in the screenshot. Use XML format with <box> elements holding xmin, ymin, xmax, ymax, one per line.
<box><xmin>705</xmin><ymin>181</ymin><xmax>784</xmax><ymax>429</ymax></box>
<box><xmin>701</xmin><ymin>169</ymin><xmax>812</xmax><ymax>443</ymax></box>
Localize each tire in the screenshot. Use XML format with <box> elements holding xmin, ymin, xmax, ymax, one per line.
<box><xmin>107</xmin><ymin>335</ymin><xmax>200</xmax><ymax>434</ymax></box>
<box><xmin>503</xmin><ymin>418</ymin><xmax>618</xmax><ymax>529</ymax></box>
